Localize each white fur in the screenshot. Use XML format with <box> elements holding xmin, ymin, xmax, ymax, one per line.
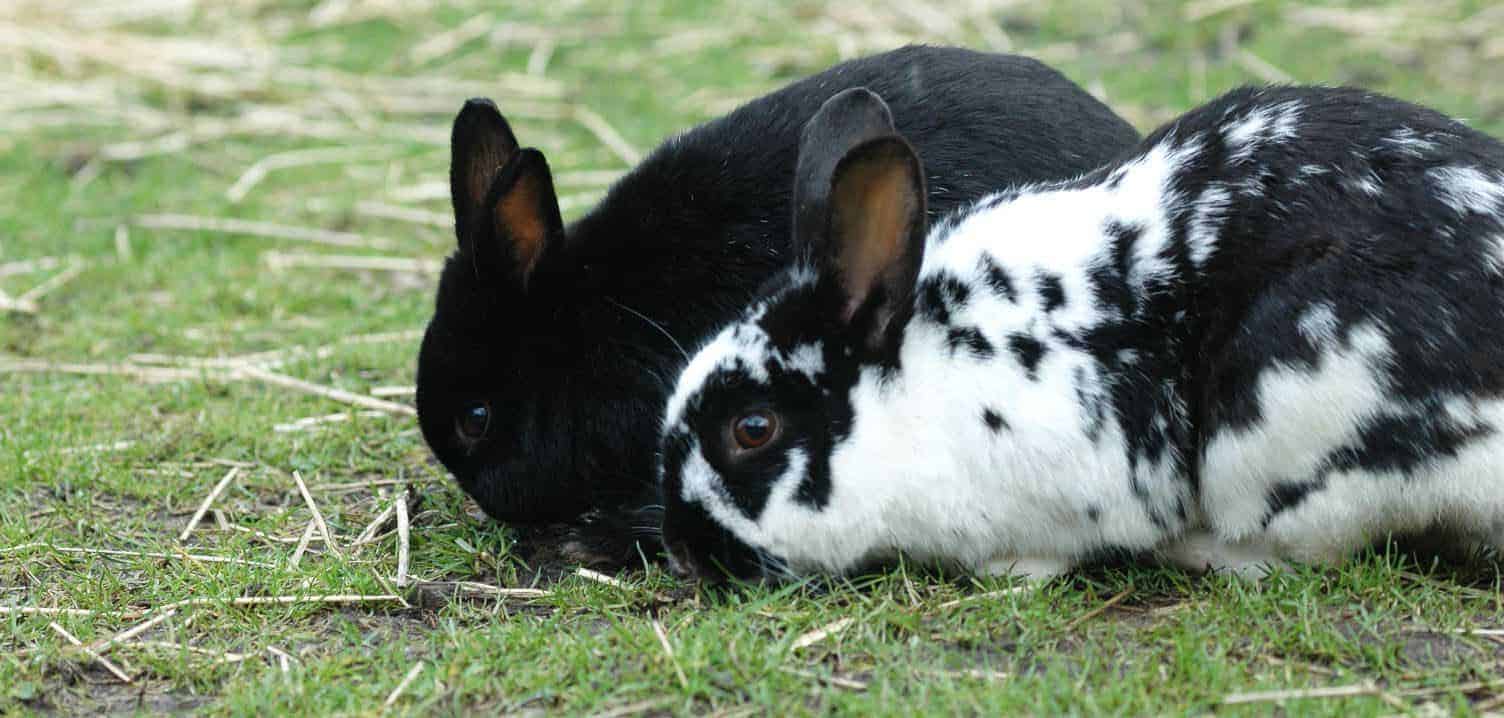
<box><xmin>1429</xmin><ymin>165</ymin><xmax>1504</xmax><ymax>215</ymax></box>
<box><xmin>1486</xmin><ymin>233</ymin><xmax>1504</xmax><ymax>276</ymax></box>
<box><xmin>1381</xmin><ymin>127</ymin><xmax>1440</xmax><ymax>158</ymax></box>
<box><xmin>1223</xmin><ymin>101</ymin><xmax>1301</xmax><ymax>164</ymax></box>
<box><xmin>1342</xmin><ymin>164</ymin><xmax>1384</xmax><ymax>198</ymax></box>
<box><xmin>1255</xmin><ymin>396</ymin><xmax>1504</xmax><ymax>564</ymax></box>
<box><xmin>1187</xmin><ymin>183</ymin><xmax>1233</xmax><ymax>266</ymax></box>
<box><xmin>755</xmin><ymin>140</ymin><xmax>1208</xmax><ymax>574</ymax></box>
<box><xmin>1297</xmin><ymin>164</ymin><xmax>1329</xmax><ymax>179</ymax></box>
<box><xmin>784</xmin><ymin>343</ymin><xmax>824</xmax><ymax>380</ymax></box>
<box><xmin>1194</xmin><ymin>320</ymin><xmax>1504</xmax><ymax>570</ymax></box>
<box><xmin>1199</xmin><ymin>324</ymin><xmax>1392</xmax><ymax>541</ymax></box>
<box><xmin>1295</xmin><ymin>302</ymin><xmax>1340</xmax><ymax>343</ymax></box>
<box><xmin>677</xmin><ymin>439</ymin><xmax>765</xmax><ymax>541</ymax></box>
<box><xmin>663</xmin><ymin>272</ymin><xmax>819</xmax><ymax>428</ymax></box>
<box><xmin>664</xmin><ymin>322</ymin><xmax>767</xmax><ymax>431</ymax></box>
<box><xmin>976</xmin><ymin>140</ymin><xmax>1197</xmax><ymax>304</ymax></box>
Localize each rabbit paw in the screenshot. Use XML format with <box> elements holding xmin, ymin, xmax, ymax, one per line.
<box><xmin>1159</xmin><ymin>531</ymin><xmax>1289</xmax><ymax>579</ymax></box>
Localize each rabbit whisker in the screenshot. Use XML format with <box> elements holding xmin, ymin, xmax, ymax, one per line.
<box><xmin>754</xmin><ymin>548</ymin><xmax>797</xmax><ymax>583</ymax></box>
<box><xmin>605</xmin><ymin>297</ymin><xmax>691</xmax><ymax>363</ymax></box>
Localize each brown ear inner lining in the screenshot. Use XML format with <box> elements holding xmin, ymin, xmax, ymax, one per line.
<box><xmin>496</xmin><ymin>172</ymin><xmax>550</xmax><ymax>277</ymax></box>
<box><xmin>830</xmin><ymin>155</ymin><xmax>917</xmax><ymax>317</ymax></box>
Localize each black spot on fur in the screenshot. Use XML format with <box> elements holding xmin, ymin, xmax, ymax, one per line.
<box><xmin>1073</xmin><ymin>365</ymin><xmax>1109</xmax><ymax>443</ymax></box>
<box><xmin>1124</xmin><ymin>467</ymin><xmax>1168</xmax><ymax>530</ymax></box>
<box><xmin>947</xmin><ymin>326</ymin><xmax>995</xmax><ymax>358</ymax></box>
<box><xmin>979</xmin><ymin>256</ymin><xmax>1017</xmax><ymax>302</ymax></box>
<box><xmin>917</xmin><ymin>273</ymin><xmax>971</xmax><ymax>326</ymax></box>
<box><xmin>1037</xmin><ymin>271</ymin><xmax>1066</xmax><ymax>312</ymax></box>
<box><xmin>1088</xmin><ymin>221</ymin><xmax>1143</xmax><ymax>318</ymax></box>
<box><xmin>1262</xmin><ymin>481</ymin><xmax>1316</xmax><ymax>528</ymax></box>
<box><xmin>1260</xmin><ymin>409</ymin><xmax>1495</xmax><ymax>528</ymax></box>
<box><xmin>1326</xmin><ymin>411</ymin><xmax>1494</xmax><ymax>476</ymax></box>
<box><xmin>1086</xmin><ymin>505</ymin><xmax>1101</xmax><ymax>522</ymax></box>
<box><xmin>982</xmin><ymin>408</ymin><xmax>1008</xmax><ymax>432</ymax></box>
<box><xmin>1007</xmin><ymin>333</ymin><xmax>1047</xmax><ymax>377</ymax></box>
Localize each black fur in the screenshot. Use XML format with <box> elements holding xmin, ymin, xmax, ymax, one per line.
<box><xmin>1036</xmin><ymin>271</ymin><xmax>1067</xmax><ymax>312</ymax></box>
<box><xmin>916</xmin><ymin>273</ymin><xmax>971</xmax><ymax>326</ymax></box>
<box><xmin>979</xmin><ymin>256</ymin><xmax>1017</xmax><ymax>302</ymax></box>
<box><xmin>416</xmin><ymin>47</ymin><xmax>1140</xmax><ymax>550</ymax></box>
<box><xmin>948</xmin><ymin>326</ymin><xmax>996</xmax><ymax>358</ymax></box>
<box><xmin>1007</xmin><ymin>333</ymin><xmax>1046</xmax><ymax>377</ymax></box>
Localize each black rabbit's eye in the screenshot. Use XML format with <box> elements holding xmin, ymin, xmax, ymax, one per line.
<box><xmin>731</xmin><ymin>410</ymin><xmax>778</xmax><ymax>450</ymax></box>
<box><xmin>456</xmin><ymin>402</ymin><xmax>491</xmax><ymax>441</ymax></box>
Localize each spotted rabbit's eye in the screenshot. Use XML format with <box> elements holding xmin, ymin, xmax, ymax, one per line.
<box><xmin>456</xmin><ymin>401</ymin><xmax>491</xmax><ymax>441</ymax></box>
<box><xmin>731</xmin><ymin>410</ymin><xmax>778</xmax><ymax>450</ymax></box>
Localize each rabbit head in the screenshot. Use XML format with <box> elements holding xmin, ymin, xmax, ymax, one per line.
<box><xmin>659</xmin><ymin>89</ymin><xmax>933</xmax><ymax>580</ymax></box>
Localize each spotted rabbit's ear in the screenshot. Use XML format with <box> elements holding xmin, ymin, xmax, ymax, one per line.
<box><xmin>792</xmin><ymin>88</ymin><xmax>928</xmax><ymax>352</ymax></box>
<box><xmin>449</xmin><ymin>98</ymin><xmax>562</xmax><ymax>287</ymax></box>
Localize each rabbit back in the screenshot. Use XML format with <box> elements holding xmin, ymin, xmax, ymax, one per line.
<box><xmin>1160</xmin><ymin>87</ymin><xmax>1504</xmax><ymax>564</ymax></box>
<box><xmin>914</xmin><ymin>85</ymin><xmax>1504</xmax><ymax>571</ymax></box>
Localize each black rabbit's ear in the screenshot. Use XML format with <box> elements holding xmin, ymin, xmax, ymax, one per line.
<box><xmin>486</xmin><ymin>149</ymin><xmax>562</xmax><ymax>284</ymax></box>
<box><xmin>793</xmin><ymin>88</ymin><xmax>927</xmax><ymax>351</ymax></box>
<box><xmin>449</xmin><ymin>98</ymin><xmax>563</xmax><ymax>286</ymax></box>
<box><xmin>451</xmin><ymin>98</ymin><xmax>519</xmax><ymax>247</ymax></box>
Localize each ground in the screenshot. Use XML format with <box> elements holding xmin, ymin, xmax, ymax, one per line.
<box><xmin>4</xmin><ymin>0</ymin><xmax>1504</xmax><ymax>715</ymax></box>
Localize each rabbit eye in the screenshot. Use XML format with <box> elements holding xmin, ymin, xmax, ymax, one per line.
<box><xmin>731</xmin><ymin>410</ymin><xmax>778</xmax><ymax>450</ymax></box>
<box><xmin>456</xmin><ymin>401</ymin><xmax>491</xmax><ymax>441</ymax></box>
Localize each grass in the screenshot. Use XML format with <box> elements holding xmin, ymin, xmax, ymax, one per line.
<box><xmin>4</xmin><ymin>0</ymin><xmax>1504</xmax><ymax>714</ymax></box>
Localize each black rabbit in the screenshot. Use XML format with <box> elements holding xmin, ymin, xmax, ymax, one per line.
<box><xmin>415</xmin><ymin>46</ymin><xmax>1140</xmax><ymax>559</ymax></box>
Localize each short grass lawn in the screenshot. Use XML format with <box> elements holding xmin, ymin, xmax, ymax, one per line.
<box><xmin>4</xmin><ymin>0</ymin><xmax>1504</xmax><ymax>714</ymax></box>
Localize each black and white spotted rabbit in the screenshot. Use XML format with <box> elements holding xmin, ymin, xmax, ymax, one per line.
<box><xmin>658</xmin><ymin>85</ymin><xmax>1504</xmax><ymax>581</ymax></box>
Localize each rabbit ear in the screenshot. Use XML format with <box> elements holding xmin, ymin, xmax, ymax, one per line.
<box><xmin>483</xmin><ymin>148</ymin><xmax>563</xmax><ymax>285</ymax></box>
<box><xmin>793</xmin><ymin>88</ymin><xmax>902</xmax><ymax>264</ymax></box>
<box><xmin>793</xmin><ymin>88</ymin><xmax>927</xmax><ymax>351</ymax></box>
<box><xmin>451</xmin><ymin>99</ymin><xmax>518</xmax><ymax>245</ymax></box>
<box><xmin>449</xmin><ymin>98</ymin><xmax>563</xmax><ymax>286</ymax></box>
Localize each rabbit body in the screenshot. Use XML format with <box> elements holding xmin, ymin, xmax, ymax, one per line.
<box><xmin>659</xmin><ymin>85</ymin><xmax>1504</xmax><ymax>580</ymax></box>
